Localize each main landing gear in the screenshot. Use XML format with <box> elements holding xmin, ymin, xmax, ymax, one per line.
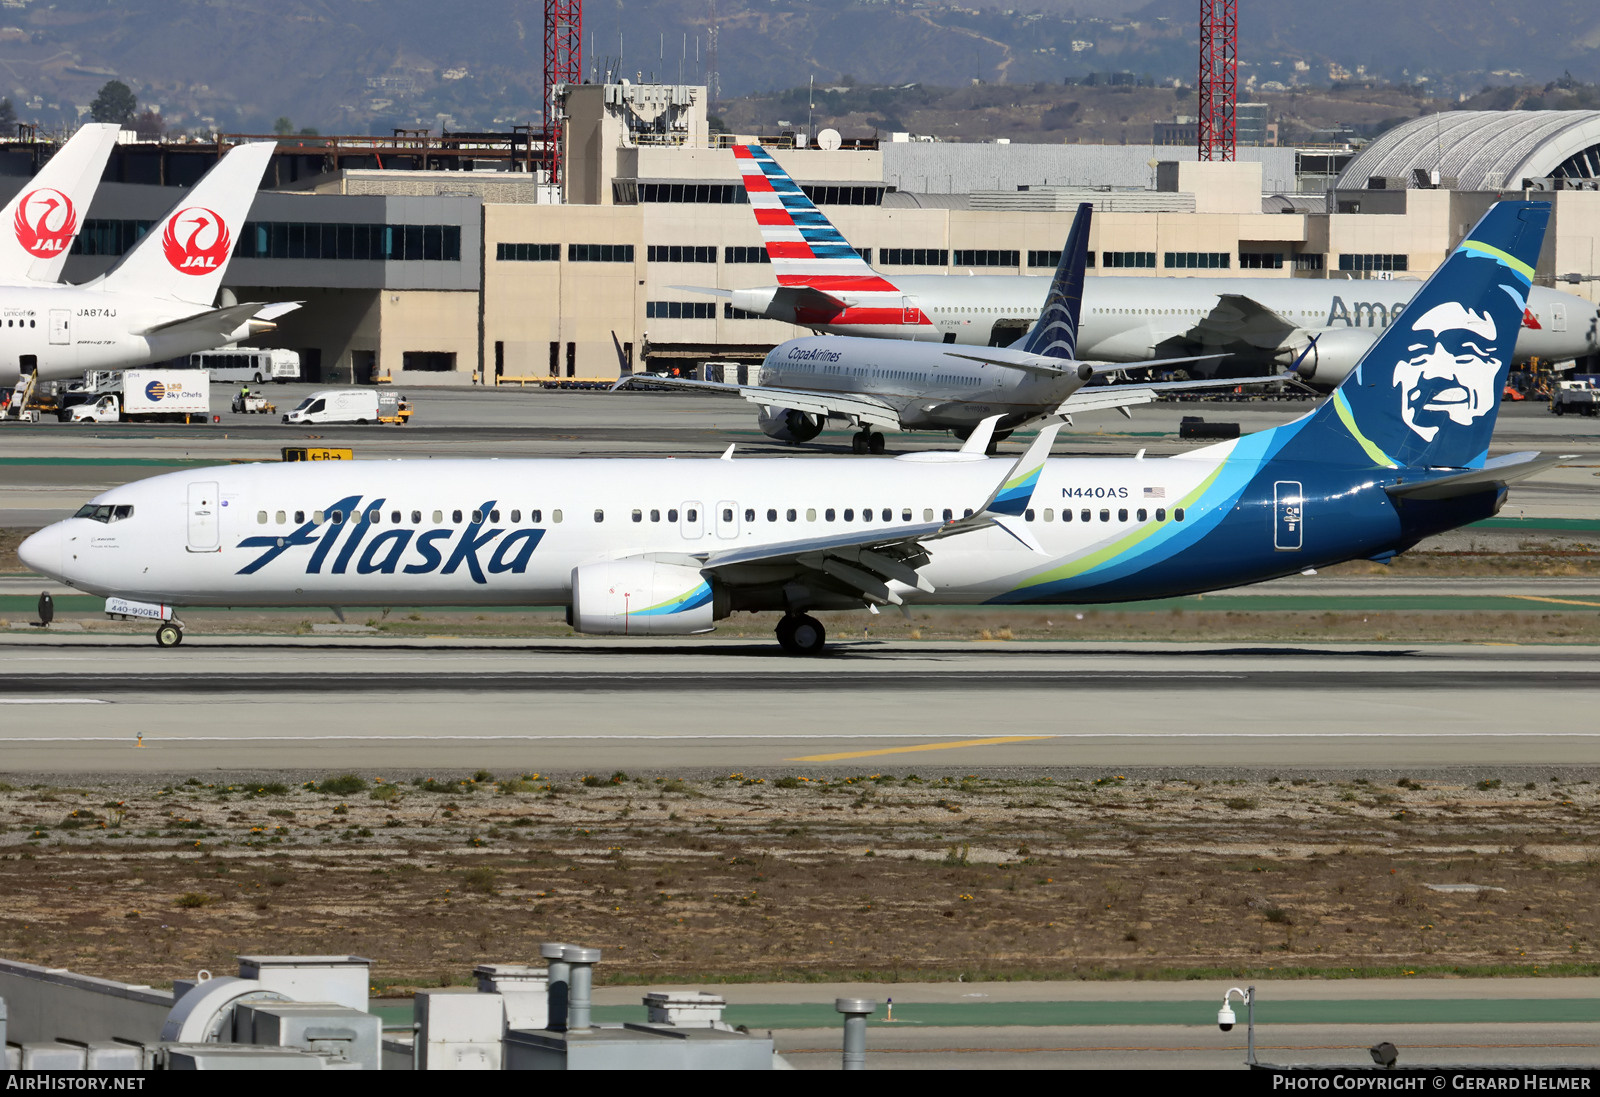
<box><xmin>850</xmin><ymin>429</ymin><xmax>886</xmax><ymax>455</ymax></box>
<box><xmin>155</xmin><ymin>620</ymin><xmax>185</xmax><ymax>648</ymax></box>
<box><xmin>775</xmin><ymin>613</ymin><xmax>827</xmax><ymax>655</ymax></box>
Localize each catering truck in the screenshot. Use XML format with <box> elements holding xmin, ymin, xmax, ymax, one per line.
<box><xmin>65</xmin><ymin>370</ymin><xmax>211</xmax><ymax>424</ymax></box>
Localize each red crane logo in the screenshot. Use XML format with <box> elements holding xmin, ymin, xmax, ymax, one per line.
<box><xmin>162</xmin><ymin>206</ymin><xmax>232</xmax><ymax>275</ymax></box>
<box><xmin>14</xmin><ymin>188</ymin><xmax>77</xmax><ymax>257</ymax></box>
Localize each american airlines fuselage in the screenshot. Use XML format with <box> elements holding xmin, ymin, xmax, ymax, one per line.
<box><xmin>0</xmin><ymin>285</ymin><xmax>260</xmax><ymax>389</ymax></box>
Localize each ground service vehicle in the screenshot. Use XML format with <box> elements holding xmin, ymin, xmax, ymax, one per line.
<box><xmin>192</xmin><ymin>349</ymin><xmax>301</xmax><ymax>384</ymax></box>
<box><xmin>282</xmin><ymin>389</ymin><xmax>410</xmax><ymax>425</ymax></box>
<box><xmin>66</xmin><ymin>370</ymin><xmax>210</xmax><ymax>423</ymax></box>
<box><xmin>1550</xmin><ymin>379</ymin><xmax>1599</xmax><ymax>416</ymax></box>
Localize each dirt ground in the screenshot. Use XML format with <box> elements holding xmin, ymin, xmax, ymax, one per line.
<box><xmin>1</xmin><ymin>770</ymin><xmax>1596</xmax><ymax>990</ymax></box>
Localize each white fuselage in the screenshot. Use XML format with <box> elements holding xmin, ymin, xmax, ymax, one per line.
<box><xmin>28</xmin><ymin>455</ymin><xmax>1225</xmax><ymax>609</ymax></box>
<box><xmin>0</xmin><ymin>284</ymin><xmax>253</xmax><ymax>389</ymax></box>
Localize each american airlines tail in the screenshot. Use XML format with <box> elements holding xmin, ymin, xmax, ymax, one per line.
<box><xmin>731</xmin><ymin>143</ymin><xmax>933</xmax><ymax>332</ymax></box>
<box><xmin>97</xmin><ymin>141</ymin><xmax>276</xmax><ymax>307</ymax></box>
<box><xmin>0</xmin><ymin>123</ymin><xmax>121</xmax><ymax>285</ymax></box>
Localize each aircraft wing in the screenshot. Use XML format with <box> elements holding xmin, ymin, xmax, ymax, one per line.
<box><xmin>1054</xmin><ymin>374</ymin><xmax>1300</xmax><ymax>419</ymax></box>
<box><xmin>1187</xmin><ymin>293</ymin><xmax>1300</xmax><ymax>349</ymax></box>
<box><xmin>1385</xmin><ymin>452</ymin><xmax>1576</xmax><ymax>501</ymax></box>
<box><xmin>616</xmin><ymin>372</ymin><xmax>902</xmax><ymax>430</ymax></box>
<box><xmin>136</xmin><ymin>302</ymin><xmax>287</xmax><ymax>339</ymax></box>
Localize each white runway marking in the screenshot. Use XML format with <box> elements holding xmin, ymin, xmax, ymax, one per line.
<box><xmin>4</xmin><ymin>731</ymin><xmax>1600</xmax><ymax>743</ymax></box>
<box><xmin>0</xmin><ymin>699</ymin><xmax>109</xmax><ymax>705</ymax></box>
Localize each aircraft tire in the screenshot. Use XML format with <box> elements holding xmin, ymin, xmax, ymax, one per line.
<box><xmin>775</xmin><ymin>615</ymin><xmax>798</xmax><ymax>651</ymax></box>
<box><xmin>155</xmin><ymin>623</ymin><xmax>183</xmax><ymax>648</ymax></box>
<box><xmin>851</xmin><ymin>432</ymin><xmax>870</xmax><ymax>455</ymax></box>
<box><xmin>868</xmin><ymin>433</ymin><xmax>885</xmax><ymax>455</ymax></box>
<box><xmin>788</xmin><ymin>614</ymin><xmax>827</xmax><ymax>655</ymax></box>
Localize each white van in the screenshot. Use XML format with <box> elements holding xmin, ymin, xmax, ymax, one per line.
<box><xmin>190</xmin><ymin>349</ymin><xmax>301</xmax><ymax>384</ymax></box>
<box><xmin>282</xmin><ymin>389</ymin><xmax>410</xmax><ymax>425</ymax></box>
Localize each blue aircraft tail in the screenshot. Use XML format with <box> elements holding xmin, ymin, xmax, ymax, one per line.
<box><xmin>1016</xmin><ymin>202</ymin><xmax>1091</xmax><ymax>360</ymax></box>
<box><xmin>1300</xmin><ymin>201</ymin><xmax>1550</xmax><ymax>470</ymax></box>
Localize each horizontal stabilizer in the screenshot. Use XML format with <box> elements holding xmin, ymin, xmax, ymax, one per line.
<box><xmin>1385</xmin><ymin>453</ymin><xmax>1574</xmax><ymax>500</ymax></box>
<box><xmin>669</xmin><ymin>284</ymin><xmax>733</xmax><ymax>299</ymax></box>
<box><xmin>137</xmin><ymin>302</ymin><xmax>278</xmax><ymax>339</ymax></box>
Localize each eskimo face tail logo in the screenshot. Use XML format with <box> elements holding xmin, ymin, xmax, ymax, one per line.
<box><xmin>162</xmin><ymin>207</ymin><xmax>232</xmax><ymax>274</ymax></box>
<box><xmin>14</xmin><ymin>188</ymin><xmax>77</xmax><ymax>257</ymax></box>
<box><xmin>1394</xmin><ymin>302</ymin><xmax>1502</xmax><ymax>444</ymax></box>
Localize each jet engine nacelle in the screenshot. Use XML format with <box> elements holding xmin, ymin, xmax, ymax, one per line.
<box><xmin>569</xmin><ymin>560</ymin><xmax>720</xmax><ymax>635</ymax></box>
<box><xmin>1284</xmin><ymin>327</ymin><xmax>1379</xmax><ymax>387</ymax></box>
<box><xmin>757</xmin><ymin>405</ymin><xmax>824</xmax><ymax>443</ymax></box>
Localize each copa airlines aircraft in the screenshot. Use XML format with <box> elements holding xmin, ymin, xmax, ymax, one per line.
<box><xmin>0</xmin><ymin>141</ymin><xmax>296</xmax><ymax>391</ymax></box>
<box><xmin>22</xmin><ymin>202</ymin><xmax>1562</xmax><ymax>654</ymax></box>
<box><xmin>635</xmin><ymin>202</ymin><xmax>1261</xmax><ymax>451</ymax></box>
<box><xmin>0</xmin><ymin>123</ymin><xmax>120</xmax><ymax>286</ymax></box>
<box><xmin>693</xmin><ymin>144</ymin><xmax>1597</xmax><ymax>385</ymax></box>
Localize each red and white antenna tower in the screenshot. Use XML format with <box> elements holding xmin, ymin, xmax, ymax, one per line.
<box><xmin>1197</xmin><ymin>0</ymin><xmax>1237</xmax><ymax>162</ymax></box>
<box><xmin>544</xmin><ymin>0</ymin><xmax>582</xmax><ymax>185</ymax></box>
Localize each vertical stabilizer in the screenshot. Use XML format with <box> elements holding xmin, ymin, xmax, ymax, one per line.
<box><xmin>97</xmin><ymin>141</ymin><xmax>275</xmax><ymax>307</ymax></box>
<box><xmin>1016</xmin><ymin>202</ymin><xmax>1091</xmax><ymax>360</ymax></box>
<box><xmin>0</xmin><ymin>123</ymin><xmax>120</xmax><ymax>284</ymax></box>
<box><xmin>1305</xmin><ymin>201</ymin><xmax>1550</xmax><ymax>470</ymax></box>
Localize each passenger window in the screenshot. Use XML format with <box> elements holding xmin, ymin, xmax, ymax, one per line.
<box><xmin>651</xmin><ymin>509</ymin><xmax>661</xmax><ymax>522</ymax></box>
<box><xmin>668</xmin><ymin>508</ymin><xmax>679</xmax><ymax>522</ymax></box>
<box><xmin>1155</xmin><ymin>508</ymin><xmax>1166</xmax><ymax>521</ymax></box>
<box><xmin>902</xmin><ymin>509</ymin><xmax>912</xmax><ymax>522</ymax></box>
<box><xmin>391</xmin><ymin>510</ymin><xmax>401</xmax><ymax>524</ymax></box>
<box><xmin>686</xmin><ymin>508</ymin><xmax>698</xmax><ymax>522</ymax></box>
<box><xmin>452</xmin><ymin>510</ymin><xmax>463</xmax><ymax>524</ymax></box>
<box><xmin>531</xmin><ymin>510</ymin><xmax>542</xmax><ymax>523</ymax></box>
<box><xmin>767</xmin><ymin>508</ymin><xmax>777</xmax><ymax>522</ymax></box>
<box><xmin>942</xmin><ymin>508</ymin><xmax>952</xmax><ymax>521</ymax></box>
<box><xmin>806</xmin><ymin>508</ymin><xmax>817</xmax><ymax>522</ymax></box>
<box><xmin>368</xmin><ymin>509</ymin><xmax>380</xmax><ymax>524</ymax></box>
<box><xmin>471</xmin><ymin>510</ymin><xmax>482</xmax><ymax>523</ymax></box>
<box><xmin>594</xmin><ymin>509</ymin><xmax>604</xmax><ymax>523</ymax></box>
<box><xmin>1025</xmin><ymin>508</ymin><xmax>1035</xmax><ymax>522</ymax></box>
<box><xmin>923</xmin><ymin>508</ymin><xmax>934</xmax><ymax>522</ymax></box>
<box><xmin>745</xmin><ymin>508</ymin><xmax>755</xmax><ymax>522</ymax></box>
<box><xmin>787</xmin><ymin>509</ymin><xmax>797</xmax><ymax>522</ymax></box>
<box><xmin>1118</xmin><ymin>508</ymin><xmax>1128</xmax><ymax>522</ymax></box>
<box><xmin>256</xmin><ymin>511</ymin><xmax>268</xmax><ymax>525</ymax></box>
<box><xmin>843</xmin><ymin>508</ymin><xmax>853</xmax><ymax>521</ymax></box>
<box><xmin>1044</xmin><ymin>508</ymin><xmax>1054</xmax><ymax>522</ymax></box>
<box><xmin>1081</xmin><ymin>509</ymin><xmax>1091</xmax><ymax>522</ymax></box>
<box><xmin>490</xmin><ymin>509</ymin><xmax>501</xmax><ymax>523</ymax></box>
<box><xmin>722</xmin><ymin>508</ymin><xmax>734</xmax><ymax>522</ymax></box>
<box><xmin>553</xmin><ymin>510</ymin><xmax>563</xmax><ymax>523</ymax></box>
<box><xmin>632</xmin><ymin>509</ymin><xmax>642</xmax><ymax>523</ymax></box>
<box><xmin>1174</xmin><ymin>508</ymin><xmax>1186</xmax><ymax>522</ymax></box>
<box><xmin>330</xmin><ymin>510</ymin><xmax>344</xmax><ymax>525</ymax></box>
<box><xmin>1136</xmin><ymin>508</ymin><xmax>1147</xmax><ymax>522</ymax></box>
<box><xmin>275</xmin><ymin>510</ymin><xmax>286</xmax><ymax>525</ymax></box>
<box><xmin>883</xmin><ymin>509</ymin><xmax>892</xmax><ymax>522</ymax></box>
<box><xmin>1062</xmin><ymin>509</ymin><xmax>1072</xmax><ymax>523</ymax></box>
<box><xmin>511</xmin><ymin>510</ymin><xmax>520</xmax><ymax>523</ymax></box>
<box><xmin>432</xmin><ymin>510</ymin><xmax>443</xmax><ymax>524</ymax></box>
<box><xmin>825</xmin><ymin>508</ymin><xmax>836</xmax><ymax>522</ymax></box>
<box><xmin>295</xmin><ymin>510</ymin><xmax>306</xmax><ymax>524</ymax></box>
<box><xmin>963</xmin><ymin>508</ymin><xmax>973</xmax><ymax>518</ymax></box>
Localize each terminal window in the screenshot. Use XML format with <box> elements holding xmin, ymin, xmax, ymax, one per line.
<box><xmin>1027</xmin><ymin>250</ymin><xmax>1096</xmax><ymax>269</ymax></box>
<box><xmin>227</xmin><ymin>222</ymin><xmax>461</xmax><ymax>262</ymax></box>
<box><xmin>1102</xmin><ymin>251</ymin><xmax>1156</xmax><ymax>269</ymax></box>
<box><xmin>881</xmin><ymin>249</ymin><xmax>948</xmax><ymax>267</ymax></box>
<box><xmin>70</xmin><ymin>219</ymin><xmax>153</xmax><ymax>256</ymax></box>
<box><xmin>647</xmin><ymin>301</ymin><xmax>717</xmax><ymax>319</ymax></box>
<box><xmin>1295</xmin><ymin>254</ymin><xmax>1326</xmax><ymax>272</ymax></box>
<box><xmin>953</xmin><ymin>250</ymin><xmax>1020</xmax><ymax>268</ymax></box>
<box><xmin>724</xmin><ymin>246</ymin><xmax>770</xmax><ymax>264</ymax></box>
<box><xmin>402</xmin><ymin>352</ymin><xmax>457</xmax><ymax>372</ymax></box>
<box><xmin>647</xmin><ymin>245</ymin><xmax>717</xmax><ymax>264</ymax></box>
<box><xmin>497</xmin><ymin>243</ymin><xmax>560</xmax><ymax>262</ymax></box>
<box><xmin>723</xmin><ymin>304</ymin><xmax>768</xmax><ymax>320</ymax></box>
<box><xmin>1238</xmin><ymin>251</ymin><xmax>1284</xmax><ymax>269</ymax></box>
<box><xmin>800</xmin><ymin>185</ymin><xmax>885</xmax><ymax>206</ymax></box>
<box><xmin>639</xmin><ymin>183</ymin><xmax>747</xmax><ymax>203</ymax></box>
<box><xmin>1164</xmin><ymin>252</ymin><xmax>1231</xmax><ymax>269</ymax></box>
<box><xmin>568</xmin><ymin>243</ymin><xmax>636</xmax><ymax>262</ymax></box>
<box><xmin>1337</xmin><ymin>253</ymin><xmax>1408</xmax><ymax>272</ymax></box>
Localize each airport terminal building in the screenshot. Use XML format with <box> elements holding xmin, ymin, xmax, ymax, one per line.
<box><xmin>6</xmin><ymin>91</ymin><xmax>1600</xmax><ymax>384</ymax></box>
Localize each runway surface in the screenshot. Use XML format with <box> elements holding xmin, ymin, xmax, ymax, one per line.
<box><xmin>3</xmin><ymin>638</ymin><xmax>1597</xmax><ymax>773</ymax></box>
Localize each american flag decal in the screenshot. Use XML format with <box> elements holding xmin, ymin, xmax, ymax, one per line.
<box><xmin>1144</xmin><ymin>486</ymin><xmax>1166</xmax><ymax>498</ymax></box>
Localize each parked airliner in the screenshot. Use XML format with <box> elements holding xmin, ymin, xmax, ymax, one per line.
<box><xmin>633</xmin><ymin>202</ymin><xmax>1263</xmax><ymax>451</ymax></box>
<box><xmin>22</xmin><ymin>202</ymin><xmax>1562</xmax><ymax>654</ymax></box>
<box><xmin>690</xmin><ymin>144</ymin><xmax>1597</xmax><ymax>385</ymax></box>
<box><xmin>0</xmin><ymin>141</ymin><xmax>296</xmax><ymax>391</ymax></box>
<box><xmin>0</xmin><ymin>123</ymin><xmax>120</xmax><ymax>286</ymax></box>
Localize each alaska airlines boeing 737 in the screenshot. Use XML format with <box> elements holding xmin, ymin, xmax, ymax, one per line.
<box><xmin>0</xmin><ymin>141</ymin><xmax>296</xmax><ymax>391</ymax></box>
<box><xmin>21</xmin><ymin>202</ymin><xmax>1564</xmax><ymax>654</ymax></box>
<box><xmin>690</xmin><ymin>145</ymin><xmax>1597</xmax><ymax>385</ymax></box>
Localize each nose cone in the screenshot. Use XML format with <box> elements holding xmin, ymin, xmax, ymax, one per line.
<box><xmin>18</xmin><ymin>524</ymin><xmax>63</xmax><ymax>580</ymax></box>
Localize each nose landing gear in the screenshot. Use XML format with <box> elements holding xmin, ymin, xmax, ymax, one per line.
<box><xmin>775</xmin><ymin>613</ymin><xmax>827</xmax><ymax>655</ymax></box>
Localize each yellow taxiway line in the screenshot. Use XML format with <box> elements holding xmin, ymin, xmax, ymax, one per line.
<box><xmin>788</xmin><ymin>735</ymin><xmax>1056</xmax><ymax>762</ymax></box>
<box><xmin>1513</xmin><ymin>595</ymin><xmax>1600</xmax><ymax>608</ymax></box>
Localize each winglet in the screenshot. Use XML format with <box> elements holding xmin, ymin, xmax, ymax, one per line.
<box><xmin>957</xmin><ymin>414</ymin><xmax>1004</xmax><ymax>456</ymax></box>
<box><xmin>976</xmin><ymin>419</ymin><xmax>1064</xmax><ymax>517</ymax></box>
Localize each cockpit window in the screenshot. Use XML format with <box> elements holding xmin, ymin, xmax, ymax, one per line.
<box><xmin>73</xmin><ymin>504</ymin><xmax>134</xmax><ymax>523</ymax></box>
